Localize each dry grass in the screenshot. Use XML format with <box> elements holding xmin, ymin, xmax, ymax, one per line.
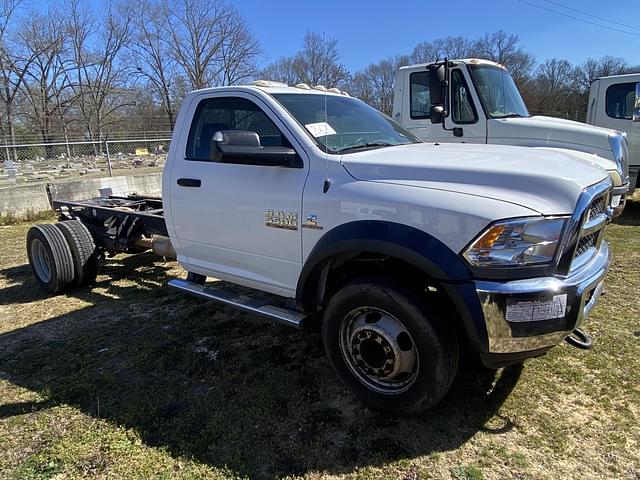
<box><xmin>0</xmin><ymin>194</ymin><xmax>639</xmax><ymax>479</ymax></box>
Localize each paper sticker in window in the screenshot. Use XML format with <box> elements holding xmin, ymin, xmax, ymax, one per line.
<box><xmin>305</xmin><ymin>122</ymin><xmax>336</xmax><ymax>138</ymax></box>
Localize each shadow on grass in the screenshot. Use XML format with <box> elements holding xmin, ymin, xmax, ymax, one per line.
<box><xmin>0</xmin><ymin>254</ymin><xmax>521</xmax><ymax>479</ymax></box>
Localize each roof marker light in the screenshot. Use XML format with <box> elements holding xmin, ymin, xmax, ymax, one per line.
<box><xmin>294</xmin><ymin>83</ymin><xmax>311</xmax><ymax>90</ymax></box>
<box><xmin>251</xmin><ymin>80</ymin><xmax>289</xmax><ymax>87</ymax></box>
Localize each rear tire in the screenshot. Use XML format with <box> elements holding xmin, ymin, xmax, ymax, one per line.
<box><xmin>26</xmin><ymin>224</ymin><xmax>75</xmax><ymax>293</ymax></box>
<box><xmin>55</xmin><ymin>220</ymin><xmax>99</xmax><ymax>288</ymax></box>
<box><xmin>322</xmin><ymin>276</ymin><xmax>459</xmax><ymax>415</ymax></box>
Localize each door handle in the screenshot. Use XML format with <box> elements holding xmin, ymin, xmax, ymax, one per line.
<box><xmin>177</xmin><ymin>178</ymin><xmax>201</xmax><ymax>187</ymax></box>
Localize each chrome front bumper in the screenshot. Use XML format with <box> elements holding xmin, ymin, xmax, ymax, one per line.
<box><xmin>474</xmin><ymin>241</ymin><xmax>610</xmax><ymax>355</ymax></box>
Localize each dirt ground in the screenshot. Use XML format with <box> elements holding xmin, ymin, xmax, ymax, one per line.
<box><xmin>0</xmin><ymin>194</ymin><xmax>639</xmax><ymax>480</ymax></box>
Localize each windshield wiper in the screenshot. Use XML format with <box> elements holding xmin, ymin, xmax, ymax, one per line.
<box><xmin>336</xmin><ymin>142</ymin><xmax>396</xmax><ymax>153</ymax></box>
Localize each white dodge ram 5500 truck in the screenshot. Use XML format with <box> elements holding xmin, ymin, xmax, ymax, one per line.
<box><xmin>393</xmin><ymin>59</ymin><xmax>630</xmax><ymax>215</ymax></box>
<box><xmin>27</xmin><ymin>82</ymin><xmax>613</xmax><ymax>414</ymax></box>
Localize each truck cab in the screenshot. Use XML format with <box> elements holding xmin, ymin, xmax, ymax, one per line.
<box><xmin>393</xmin><ymin>59</ymin><xmax>630</xmax><ymax>213</ymax></box>
<box><xmin>587</xmin><ymin>73</ymin><xmax>640</xmax><ymax>191</ymax></box>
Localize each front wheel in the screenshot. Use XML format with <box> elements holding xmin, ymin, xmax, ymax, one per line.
<box><xmin>322</xmin><ymin>277</ymin><xmax>458</xmax><ymax>414</ymax></box>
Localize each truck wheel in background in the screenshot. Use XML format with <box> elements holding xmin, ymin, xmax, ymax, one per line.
<box><xmin>26</xmin><ymin>224</ymin><xmax>75</xmax><ymax>294</ymax></box>
<box><xmin>322</xmin><ymin>276</ymin><xmax>459</xmax><ymax>415</ymax></box>
<box><xmin>55</xmin><ymin>220</ymin><xmax>99</xmax><ymax>288</ymax></box>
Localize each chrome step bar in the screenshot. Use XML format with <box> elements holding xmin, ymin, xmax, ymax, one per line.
<box><xmin>168</xmin><ymin>278</ymin><xmax>306</xmax><ymax>329</ymax></box>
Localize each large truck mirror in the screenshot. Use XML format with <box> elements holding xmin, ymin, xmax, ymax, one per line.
<box><xmin>633</xmin><ymin>82</ymin><xmax>640</xmax><ymax>123</ymax></box>
<box><xmin>428</xmin><ymin>64</ymin><xmax>445</xmax><ymax>106</ymax></box>
<box><xmin>428</xmin><ymin>62</ymin><xmax>449</xmax><ymax>124</ymax></box>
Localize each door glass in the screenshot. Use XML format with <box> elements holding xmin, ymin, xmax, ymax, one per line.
<box><xmin>410</xmin><ymin>72</ymin><xmax>431</xmax><ymax>119</ymax></box>
<box><xmin>186</xmin><ymin>97</ymin><xmax>289</xmax><ymax>161</ymax></box>
<box><xmin>606</xmin><ymin>82</ymin><xmax>636</xmax><ymax>120</ymax></box>
<box><xmin>451</xmin><ymin>70</ymin><xmax>477</xmax><ymax>124</ymax></box>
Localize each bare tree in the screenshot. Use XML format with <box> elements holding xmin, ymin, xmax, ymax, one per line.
<box><xmin>572</xmin><ymin>56</ymin><xmax>629</xmax><ymax>93</ymax></box>
<box><xmin>293</xmin><ymin>32</ymin><xmax>349</xmax><ymax>87</ymax></box>
<box><xmin>0</xmin><ymin>0</ymin><xmax>39</xmax><ymax>152</ymax></box>
<box><xmin>348</xmin><ymin>55</ymin><xmax>409</xmax><ymax>116</ymax></box>
<box><xmin>129</xmin><ymin>0</ymin><xmax>177</xmax><ymax>125</ymax></box>
<box><xmin>163</xmin><ymin>0</ymin><xmax>259</xmax><ymax>90</ymax></box>
<box><xmin>217</xmin><ymin>11</ymin><xmax>260</xmax><ymax>85</ymax></box>
<box><xmin>261</xmin><ymin>32</ymin><xmax>349</xmax><ymax>88</ymax></box>
<box><xmin>260</xmin><ymin>56</ymin><xmax>299</xmax><ymax>84</ymax></box>
<box><xmin>66</xmin><ymin>0</ymin><xmax>132</xmax><ymax>141</ymax></box>
<box><xmin>19</xmin><ymin>10</ymin><xmax>73</xmax><ymax>148</ymax></box>
<box><xmin>471</xmin><ymin>31</ymin><xmax>535</xmax><ymax>85</ymax></box>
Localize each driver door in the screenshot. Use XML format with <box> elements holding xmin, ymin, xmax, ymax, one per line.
<box><xmin>441</xmin><ymin>68</ymin><xmax>487</xmax><ymax>143</ymax></box>
<box><xmin>168</xmin><ymin>92</ymin><xmax>309</xmax><ymax>296</ymax></box>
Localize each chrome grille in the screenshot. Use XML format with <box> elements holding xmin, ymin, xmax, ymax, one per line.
<box><xmin>587</xmin><ymin>196</ymin><xmax>606</xmax><ymax>221</ymax></box>
<box><xmin>571</xmin><ymin>191</ymin><xmax>610</xmax><ymax>267</ymax></box>
<box><xmin>557</xmin><ymin>180</ymin><xmax>612</xmax><ymax>275</ymax></box>
<box><xmin>574</xmin><ymin>232</ymin><xmax>598</xmax><ymax>258</ymax></box>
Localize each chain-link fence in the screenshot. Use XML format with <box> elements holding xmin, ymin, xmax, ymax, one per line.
<box><xmin>0</xmin><ymin>137</ymin><xmax>171</xmax><ymax>187</ymax></box>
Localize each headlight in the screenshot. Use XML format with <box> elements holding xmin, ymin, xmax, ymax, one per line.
<box><xmin>463</xmin><ymin>217</ymin><xmax>567</xmax><ymax>267</ymax></box>
<box><xmin>609</xmin><ymin>133</ymin><xmax>629</xmax><ymax>184</ymax></box>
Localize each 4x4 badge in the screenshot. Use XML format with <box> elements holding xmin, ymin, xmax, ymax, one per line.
<box><xmin>302</xmin><ymin>214</ymin><xmax>323</xmax><ymax>230</ymax></box>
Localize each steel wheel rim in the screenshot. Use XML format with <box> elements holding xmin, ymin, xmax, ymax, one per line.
<box><xmin>31</xmin><ymin>238</ymin><xmax>52</xmax><ymax>283</ymax></box>
<box><xmin>339</xmin><ymin>306</ymin><xmax>419</xmax><ymax>394</ymax></box>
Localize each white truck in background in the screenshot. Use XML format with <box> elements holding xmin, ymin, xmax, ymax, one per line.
<box><xmin>393</xmin><ymin>59</ymin><xmax>630</xmax><ymax>214</ymax></box>
<box><xmin>587</xmin><ymin>74</ymin><xmax>640</xmax><ymax>191</ymax></box>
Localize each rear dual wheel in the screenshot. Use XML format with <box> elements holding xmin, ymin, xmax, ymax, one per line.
<box><xmin>26</xmin><ymin>220</ymin><xmax>98</xmax><ymax>293</ymax></box>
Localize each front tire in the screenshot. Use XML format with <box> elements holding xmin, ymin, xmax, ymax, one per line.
<box><xmin>322</xmin><ymin>277</ymin><xmax>458</xmax><ymax>414</ymax></box>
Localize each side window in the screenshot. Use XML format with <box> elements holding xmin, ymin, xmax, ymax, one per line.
<box><xmin>451</xmin><ymin>70</ymin><xmax>477</xmax><ymax>124</ymax></box>
<box><xmin>410</xmin><ymin>72</ymin><xmax>431</xmax><ymax>119</ymax></box>
<box><xmin>185</xmin><ymin>97</ymin><xmax>290</xmax><ymax>161</ymax></box>
<box><xmin>606</xmin><ymin>82</ymin><xmax>636</xmax><ymax>120</ymax></box>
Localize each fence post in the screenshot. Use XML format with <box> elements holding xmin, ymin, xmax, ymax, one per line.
<box><xmin>3</xmin><ymin>139</ymin><xmax>9</xmax><ymax>163</ymax></box>
<box><xmin>64</xmin><ymin>133</ymin><xmax>71</xmax><ymax>160</ymax></box>
<box><xmin>105</xmin><ymin>140</ymin><xmax>113</xmax><ymax>177</ymax></box>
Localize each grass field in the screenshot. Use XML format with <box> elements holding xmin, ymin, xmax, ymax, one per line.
<box><xmin>0</xmin><ymin>194</ymin><xmax>639</xmax><ymax>480</ymax></box>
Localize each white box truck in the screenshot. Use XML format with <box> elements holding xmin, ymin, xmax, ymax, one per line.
<box><xmin>587</xmin><ymin>73</ymin><xmax>640</xmax><ymax>191</ymax></box>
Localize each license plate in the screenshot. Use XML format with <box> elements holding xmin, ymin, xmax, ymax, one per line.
<box><xmin>506</xmin><ymin>294</ymin><xmax>567</xmax><ymax>322</ymax></box>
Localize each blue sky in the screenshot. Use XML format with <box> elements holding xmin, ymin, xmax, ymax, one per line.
<box><xmin>232</xmin><ymin>0</ymin><xmax>640</xmax><ymax>71</ymax></box>
<box><xmin>30</xmin><ymin>0</ymin><xmax>640</xmax><ymax>71</ymax></box>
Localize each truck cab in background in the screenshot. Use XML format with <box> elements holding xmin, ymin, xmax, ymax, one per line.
<box><xmin>587</xmin><ymin>74</ymin><xmax>640</xmax><ymax>192</ymax></box>
<box><xmin>393</xmin><ymin>59</ymin><xmax>630</xmax><ymax>214</ymax></box>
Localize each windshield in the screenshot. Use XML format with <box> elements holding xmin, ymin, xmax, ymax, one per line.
<box><xmin>272</xmin><ymin>93</ymin><xmax>420</xmax><ymax>154</ymax></box>
<box><xmin>469</xmin><ymin>65</ymin><xmax>530</xmax><ymax>119</ymax></box>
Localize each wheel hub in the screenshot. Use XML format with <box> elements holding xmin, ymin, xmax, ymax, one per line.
<box><xmin>339</xmin><ymin>307</ymin><xmax>419</xmax><ymax>394</ymax></box>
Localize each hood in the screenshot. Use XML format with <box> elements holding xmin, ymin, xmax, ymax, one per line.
<box><xmin>341</xmin><ymin>143</ymin><xmax>610</xmax><ymax>216</ymax></box>
<box><xmin>488</xmin><ymin>115</ymin><xmax>618</xmax><ymax>171</ymax></box>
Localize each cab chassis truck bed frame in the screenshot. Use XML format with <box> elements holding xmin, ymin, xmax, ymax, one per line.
<box><xmin>52</xmin><ymin>194</ymin><xmax>308</xmax><ymax>329</ymax></box>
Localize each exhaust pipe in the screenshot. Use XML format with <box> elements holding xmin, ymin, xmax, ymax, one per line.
<box><xmin>134</xmin><ymin>235</ymin><xmax>177</xmax><ymax>260</ymax></box>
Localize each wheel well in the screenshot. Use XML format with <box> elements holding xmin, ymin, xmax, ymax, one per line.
<box><xmin>301</xmin><ymin>252</ymin><xmax>461</xmax><ymax>321</ymax></box>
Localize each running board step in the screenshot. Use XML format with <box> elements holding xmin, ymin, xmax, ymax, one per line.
<box><xmin>168</xmin><ymin>278</ymin><xmax>306</xmax><ymax>329</ymax></box>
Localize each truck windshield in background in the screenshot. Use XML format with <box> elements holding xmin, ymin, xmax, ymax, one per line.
<box><xmin>469</xmin><ymin>65</ymin><xmax>530</xmax><ymax>119</ymax></box>
<box><xmin>273</xmin><ymin>93</ymin><xmax>420</xmax><ymax>154</ymax></box>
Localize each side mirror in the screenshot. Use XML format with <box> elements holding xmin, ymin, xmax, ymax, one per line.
<box><xmin>430</xmin><ymin>106</ymin><xmax>445</xmax><ymax>124</ymax></box>
<box><xmin>428</xmin><ymin>62</ymin><xmax>448</xmax><ymax>124</ymax></box>
<box><xmin>633</xmin><ymin>82</ymin><xmax>640</xmax><ymax>123</ymax></box>
<box><xmin>212</xmin><ymin>130</ymin><xmax>301</xmax><ymax>167</ymax></box>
